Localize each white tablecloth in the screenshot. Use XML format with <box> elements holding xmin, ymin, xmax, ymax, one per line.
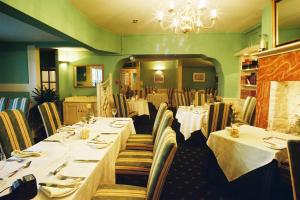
<box><xmin>175</xmin><ymin>106</ymin><xmax>207</xmax><ymax>140</ymax></box>
<box><xmin>146</xmin><ymin>93</ymin><xmax>168</xmax><ymax>109</ymax></box>
<box><xmin>127</xmin><ymin>99</ymin><xmax>150</xmax><ymax>116</ymax></box>
<box><xmin>207</xmin><ymin>125</ymin><xmax>300</xmax><ymax>182</ymax></box>
<box><xmin>0</xmin><ymin>117</ymin><xmax>135</xmax><ymax>200</ymax></box>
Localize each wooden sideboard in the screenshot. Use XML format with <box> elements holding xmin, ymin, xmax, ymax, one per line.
<box><xmin>63</xmin><ymin>96</ymin><xmax>97</xmax><ymax>125</ymax></box>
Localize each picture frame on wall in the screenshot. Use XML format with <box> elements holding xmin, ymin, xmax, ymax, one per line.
<box><xmin>193</xmin><ymin>73</ymin><xmax>205</xmax><ymax>82</ymax></box>
<box><xmin>154</xmin><ymin>72</ymin><xmax>164</xmax><ymax>83</ymax></box>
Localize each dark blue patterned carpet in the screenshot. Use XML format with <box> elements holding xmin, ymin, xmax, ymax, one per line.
<box><xmin>118</xmin><ymin>106</ymin><xmax>293</xmax><ymax>200</ymax></box>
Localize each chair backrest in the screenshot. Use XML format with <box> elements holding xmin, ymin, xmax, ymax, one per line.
<box><xmin>194</xmin><ymin>91</ymin><xmax>207</xmax><ymax>106</ymax></box>
<box><xmin>184</xmin><ymin>91</ymin><xmax>192</xmax><ymax>105</ymax></box>
<box><xmin>174</xmin><ymin>92</ymin><xmax>186</xmax><ymax>107</ymax></box>
<box><xmin>0</xmin><ymin>97</ymin><xmax>8</xmax><ymax>112</ymax></box>
<box><xmin>146</xmin><ymin>127</ymin><xmax>177</xmax><ymax>200</ymax></box>
<box><xmin>153</xmin><ymin>110</ymin><xmax>174</xmax><ymax>152</ymax></box>
<box><xmin>241</xmin><ymin>96</ymin><xmax>256</xmax><ymax>125</ymax></box>
<box><xmin>287</xmin><ymin>140</ymin><xmax>300</xmax><ymax>200</ymax></box>
<box><xmin>0</xmin><ymin>110</ymin><xmax>33</xmax><ymax>157</ymax></box>
<box><xmin>7</xmin><ymin>97</ymin><xmax>30</xmax><ymax>117</ymax></box>
<box><xmin>152</xmin><ymin>102</ymin><xmax>168</xmax><ymax>136</ymax></box>
<box><xmin>38</xmin><ymin>102</ymin><xmax>62</xmax><ymax>137</ymax></box>
<box><xmin>207</xmin><ymin>102</ymin><xmax>232</xmax><ymax>136</ymax></box>
<box><xmin>112</xmin><ymin>94</ymin><xmax>128</xmax><ymax>117</ymax></box>
<box><xmin>167</xmin><ymin>88</ymin><xmax>174</xmax><ymax>106</ymax></box>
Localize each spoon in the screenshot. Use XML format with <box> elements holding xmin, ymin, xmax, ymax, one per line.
<box><xmin>8</xmin><ymin>161</ymin><xmax>32</xmax><ymax>177</ymax></box>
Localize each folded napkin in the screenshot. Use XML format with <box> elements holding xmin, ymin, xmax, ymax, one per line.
<box><xmin>11</xmin><ymin>150</ymin><xmax>43</xmax><ymax>158</ymax></box>
<box><xmin>40</xmin><ymin>179</ymin><xmax>81</xmax><ymax>198</ymax></box>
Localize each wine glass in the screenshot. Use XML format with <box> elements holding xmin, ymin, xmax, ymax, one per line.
<box><xmin>112</xmin><ymin>108</ymin><xmax>117</xmax><ymax>118</ymax></box>
<box><xmin>0</xmin><ymin>152</ymin><xmax>6</xmax><ymax>170</ymax></box>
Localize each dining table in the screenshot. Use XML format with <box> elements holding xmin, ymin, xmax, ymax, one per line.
<box><xmin>126</xmin><ymin>99</ymin><xmax>150</xmax><ymax>116</ymax></box>
<box><xmin>0</xmin><ymin>117</ymin><xmax>135</xmax><ymax>200</ymax></box>
<box><xmin>146</xmin><ymin>93</ymin><xmax>168</xmax><ymax>109</ymax></box>
<box><xmin>206</xmin><ymin>125</ymin><xmax>300</xmax><ymax>182</ymax></box>
<box><xmin>175</xmin><ymin>106</ymin><xmax>208</xmax><ymax>140</ymax></box>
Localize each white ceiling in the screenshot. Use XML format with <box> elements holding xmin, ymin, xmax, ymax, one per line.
<box><xmin>0</xmin><ymin>12</ymin><xmax>63</xmax><ymax>42</ymax></box>
<box><xmin>70</xmin><ymin>0</ymin><xmax>270</xmax><ymax>35</ymax></box>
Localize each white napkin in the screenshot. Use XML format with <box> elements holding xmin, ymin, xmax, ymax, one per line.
<box><xmin>11</xmin><ymin>150</ymin><xmax>44</xmax><ymax>158</ymax></box>
<box><xmin>40</xmin><ymin>179</ymin><xmax>81</xmax><ymax>198</ymax></box>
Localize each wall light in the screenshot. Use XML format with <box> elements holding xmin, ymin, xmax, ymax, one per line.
<box><xmin>155</xmin><ymin>70</ymin><xmax>163</xmax><ymax>74</ymax></box>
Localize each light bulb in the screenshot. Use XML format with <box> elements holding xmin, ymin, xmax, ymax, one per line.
<box><xmin>169</xmin><ymin>1</ymin><xmax>175</xmax><ymax>11</ymax></box>
<box><xmin>198</xmin><ymin>0</ymin><xmax>207</xmax><ymax>9</ymax></box>
<box><xmin>157</xmin><ymin>11</ymin><xmax>164</xmax><ymax>22</ymax></box>
<box><xmin>172</xmin><ymin>18</ymin><xmax>179</xmax><ymax>28</ymax></box>
<box><xmin>211</xmin><ymin>9</ymin><xmax>217</xmax><ymax>19</ymax></box>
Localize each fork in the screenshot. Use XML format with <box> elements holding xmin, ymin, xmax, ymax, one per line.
<box><xmin>8</xmin><ymin>161</ymin><xmax>32</xmax><ymax>177</ymax></box>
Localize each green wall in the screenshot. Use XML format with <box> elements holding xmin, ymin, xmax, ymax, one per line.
<box><xmin>261</xmin><ymin>2</ymin><xmax>273</xmax><ymax>50</ymax></box>
<box><xmin>279</xmin><ymin>27</ymin><xmax>300</xmax><ymax>45</ymax></box>
<box><xmin>182</xmin><ymin>66</ymin><xmax>216</xmax><ymax>90</ymax></box>
<box><xmin>122</xmin><ymin>33</ymin><xmax>245</xmax><ymax>97</ymax></box>
<box><xmin>140</xmin><ymin>60</ymin><xmax>178</xmax><ymax>89</ymax></box>
<box><xmin>58</xmin><ymin>50</ymin><xmax>128</xmax><ymax>100</ymax></box>
<box><xmin>0</xmin><ymin>43</ymin><xmax>28</xmax><ymax>84</ymax></box>
<box><xmin>244</xmin><ymin>26</ymin><xmax>261</xmax><ymax>47</ymax></box>
<box><xmin>0</xmin><ymin>0</ymin><xmax>121</xmax><ymax>53</ymax></box>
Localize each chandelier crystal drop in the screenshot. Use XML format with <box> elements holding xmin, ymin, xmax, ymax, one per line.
<box><xmin>157</xmin><ymin>0</ymin><xmax>217</xmax><ymax>34</ymax></box>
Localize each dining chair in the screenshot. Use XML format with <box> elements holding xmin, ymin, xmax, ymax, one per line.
<box><xmin>237</xmin><ymin>96</ymin><xmax>256</xmax><ymax>125</ymax></box>
<box><xmin>7</xmin><ymin>97</ymin><xmax>30</xmax><ymax>117</ymax></box>
<box><xmin>115</xmin><ymin>110</ymin><xmax>174</xmax><ymax>176</ymax></box>
<box><xmin>93</xmin><ymin>127</ymin><xmax>177</xmax><ymax>200</ymax></box>
<box><xmin>184</xmin><ymin>91</ymin><xmax>192</xmax><ymax>105</ymax></box>
<box><xmin>38</xmin><ymin>102</ymin><xmax>62</xmax><ymax>137</ymax></box>
<box><xmin>0</xmin><ymin>109</ymin><xmax>33</xmax><ymax>157</ymax></box>
<box><xmin>174</xmin><ymin>92</ymin><xmax>186</xmax><ymax>107</ymax></box>
<box><xmin>167</xmin><ymin>88</ymin><xmax>174</xmax><ymax>107</ymax></box>
<box><xmin>125</xmin><ymin>102</ymin><xmax>168</xmax><ymax>151</ymax></box>
<box><xmin>0</xmin><ymin>97</ymin><xmax>8</xmax><ymax>111</ymax></box>
<box><xmin>194</xmin><ymin>91</ymin><xmax>207</xmax><ymax>106</ymax></box>
<box><xmin>202</xmin><ymin>102</ymin><xmax>233</xmax><ymax>137</ymax></box>
<box><xmin>113</xmin><ymin>93</ymin><xmax>137</xmax><ymax>118</ymax></box>
<box><xmin>287</xmin><ymin>140</ymin><xmax>300</xmax><ymax>200</ymax></box>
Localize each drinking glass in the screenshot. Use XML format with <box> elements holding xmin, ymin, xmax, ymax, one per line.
<box><xmin>112</xmin><ymin>108</ymin><xmax>117</xmax><ymax>118</ymax></box>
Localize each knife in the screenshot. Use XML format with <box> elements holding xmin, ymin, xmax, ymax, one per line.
<box><xmin>74</xmin><ymin>159</ymin><xmax>99</xmax><ymax>163</ymax></box>
<box><xmin>43</xmin><ymin>139</ymin><xmax>61</xmax><ymax>143</ymax></box>
<box><xmin>50</xmin><ymin>162</ymin><xmax>68</xmax><ymax>175</ymax></box>
<box><xmin>39</xmin><ymin>183</ymin><xmax>78</xmax><ymax>188</ymax></box>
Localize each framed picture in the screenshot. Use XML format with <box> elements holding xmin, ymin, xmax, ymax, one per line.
<box><xmin>154</xmin><ymin>72</ymin><xmax>164</xmax><ymax>83</ymax></box>
<box><xmin>193</xmin><ymin>73</ymin><xmax>205</xmax><ymax>82</ymax></box>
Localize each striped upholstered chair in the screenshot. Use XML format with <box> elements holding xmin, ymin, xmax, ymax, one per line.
<box><xmin>183</xmin><ymin>91</ymin><xmax>192</xmax><ymax>105</ymax></box>
<box><xmin>174</xmin><ymin>92</ymin><xmax>186</xmax><ymax>107</ymax></box>
<box><xmin>167</xmin><ymin>88</ymin><xmax>174</xmax><ymax>107</ymax></box>
<box><xmin>194</xmin><ymin>91</ymin><xmax>207</xmax><ymax>106</ymax></box>
<box><xmin>0</xmin><ymin>109</ymin><xmax>33</xmax><ymax>157</ymax></box>
<box><xmin>93</xmin><ymin>127</ymin><xmax>177</xmax><ymax>200</ymax></box>
<box><xmin>201</xmin><ymin>102</ymin><xmax>233</xmax><ymax>138</ymax></box>
<box><xmin>0</xmin><ymin>97</ymin><xmax>8</xmax><ymax>111</ymax></box>
<box><xmin>236</xmin><ymin>96</ymin><xmax>257</xmax><ymax>125</ymax></box>
<box><xmin>113</xmin><ymin>94</ymin><xmax>137</xmax><ymax>118</ymax></box>
<box><xmin>287</xmin><ymin>140</ymin><xmax>300</xmax><ymax>200</ymax></box>
<box><xmin>7</xmin><ymin>97</ymin><xmax>30</xmax><ymax>117</ymax></box>
<box><xmin>125</xmin><ymin>102</ymin><xmax>168</xmax><ymax>151</ymax></box>
<box><xmin>115</xmin><ymin>110</ymin><xmax>174</xmax><ymax>176</ymax></box>
<box><xmin>38</xmin><ymin>102</ymin><xmax>62</xmax><ymax>137</ymax></box>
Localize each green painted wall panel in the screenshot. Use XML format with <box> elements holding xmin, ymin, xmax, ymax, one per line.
<box><xmin>1</xmin><ymin>0</ymin><xmax>121</xmax><ymax>53</ymax></box>
<box><xmin>182</xmin><ymin>67</ymin><xmax>216</xmax><ymax>90</ymax></box>
<box><xmin>122</xmin><ymin>33</ymin><xmax>244</xmax><ymax>97</ymax></box>
<box><xmin>261</xmin><ymin>2</ymin><xmax>273</xmax><ymax>49</ymax></box>
<box><xmin>140</xmin><ymin>60</ymin><xmax>178</xmax><ymax>89</ymax></box>
<box><xmin>58</xmin><ymin>50</ymin><xmax>128</xmax><ymax>100</ymax></box>
<box><xmin>0</xmin><ymin>43</ymin><xmax>28</xmax><ymax>83</ymax></box>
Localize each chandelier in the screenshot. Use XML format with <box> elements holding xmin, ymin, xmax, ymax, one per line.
<box><xmin>157</xmin><ymin>0</ymin><xmax>217</xmax><ymax>34</ymax></box>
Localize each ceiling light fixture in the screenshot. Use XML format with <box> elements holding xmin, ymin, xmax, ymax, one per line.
<box><xmin>157</xmin><ymin>0</ymin><xmax>217</xmax><ymax>34</ymax></box>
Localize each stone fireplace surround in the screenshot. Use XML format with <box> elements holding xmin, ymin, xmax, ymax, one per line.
<box><xmin>256</xmin><ymin>42</ymin><xmax>300</xmax><ymax>129</ymax></box>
